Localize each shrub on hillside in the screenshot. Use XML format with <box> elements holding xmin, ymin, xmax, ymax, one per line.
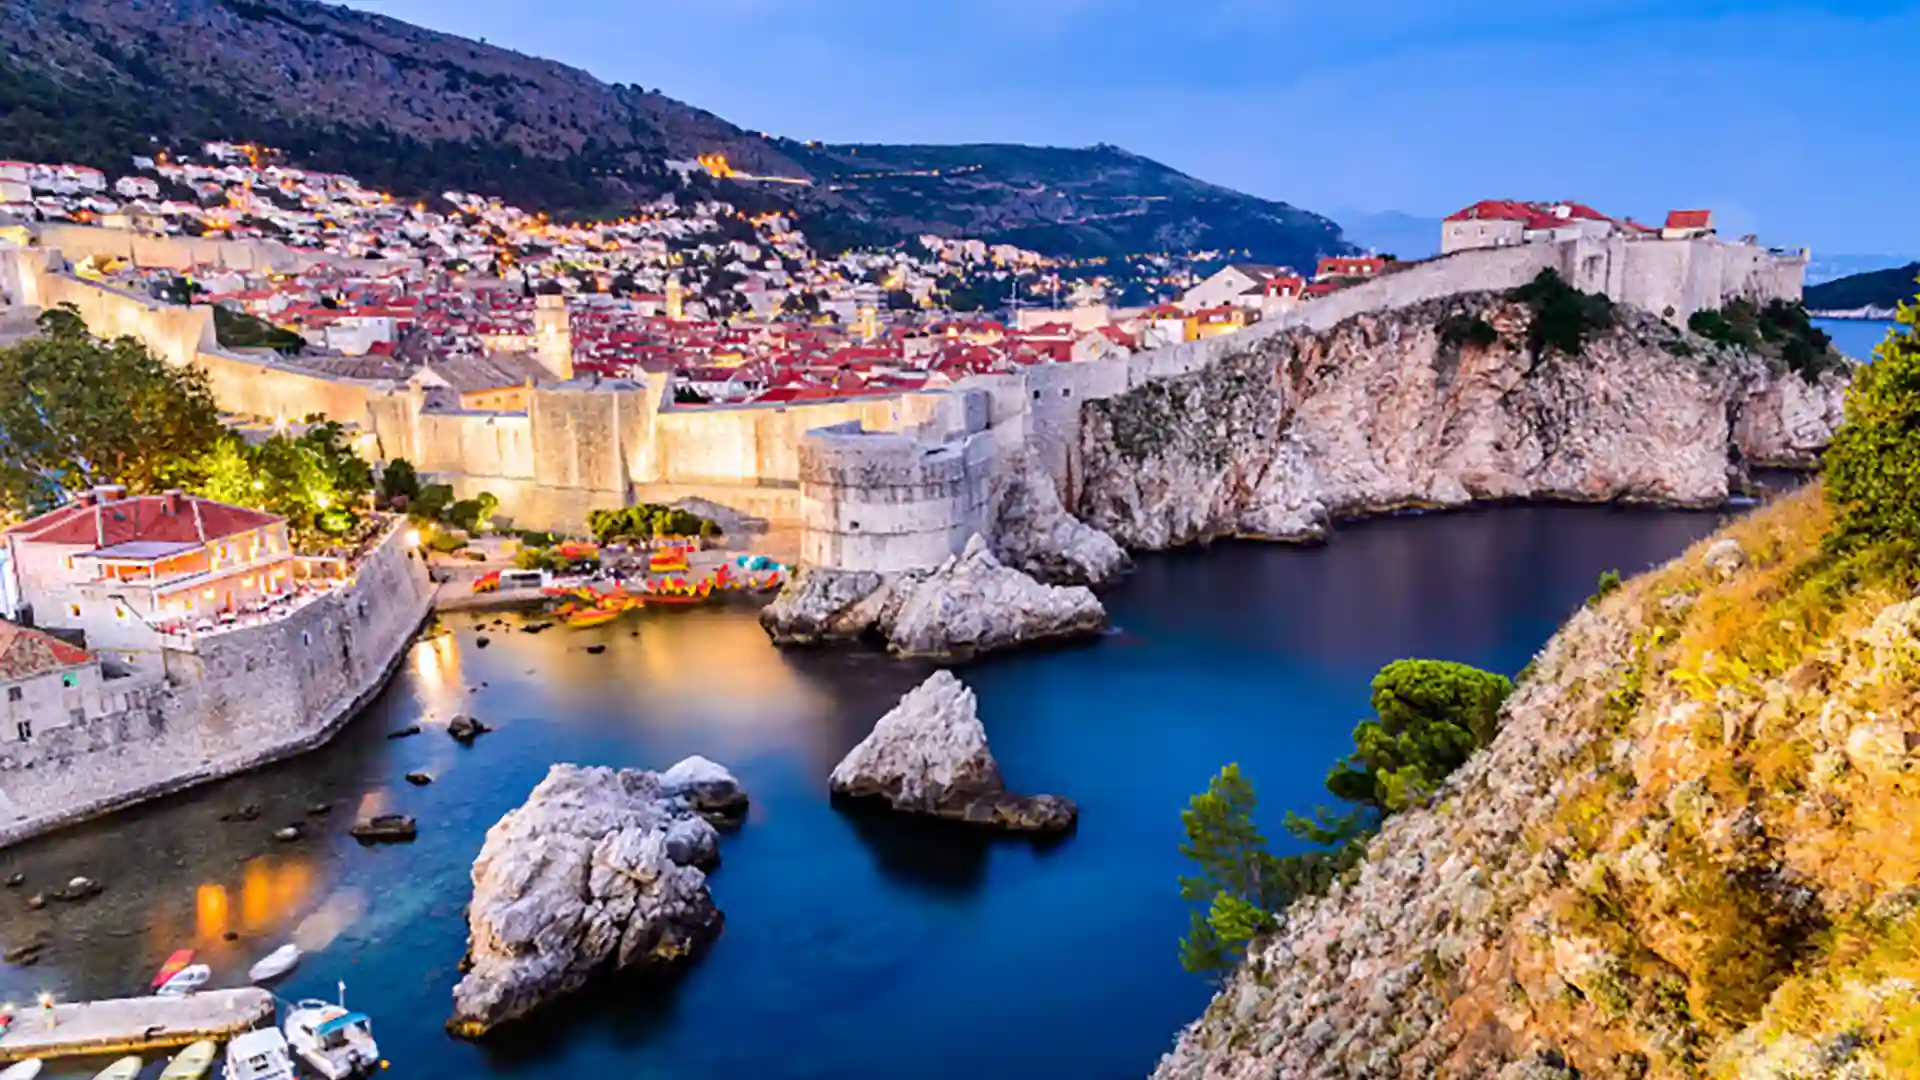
<box><xmin>1506</xmin><ymin>269</ymin><xmax>1615</xmax><ymax>359</ymax></box>
<box><xmin>1438</xmin><ymin>312</ymin><xmax>1499</xmax><ymax>351</ymax></box>
<box><xmin>1325</xmin><ymin>659</ymin><xmax>1514</xmax><ymax>812</ymax></box>
<box><xmin>1823</xmin><ymin>292</ymin><xmax>1920</xmax><ymax>555</ymax></box>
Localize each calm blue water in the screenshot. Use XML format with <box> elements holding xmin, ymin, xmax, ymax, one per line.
<box><xmin>0</xmin><ymin>505</ymin><xmax>1741</xmax><ymax>1080</ymax></box>
<box><xmin>1815</xmin><ymin>317</ymin><xmax>1897</xmax><ymax>361</ymax></box>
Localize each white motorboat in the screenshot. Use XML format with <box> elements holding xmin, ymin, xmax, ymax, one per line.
<box><xmin>247</xmin><ymin>944</ymin><xmax>301</xmax><ymax>982</ymax></box>
<box><xmin>222</xmin><ymin>1027</ymin><xmax>297</xmax><ymax>1080</ymax></box>
<box><xmin>155</xmin><ymin>962</ymin><xmax>211</xmax><ymax>996</ymax></box>
<box><xmin>0</xmin><ymin>1060</ymin><xmax>44</xmax><ymax>1080</ymax></box>
<box><xmin>285</xmin><ymin>997</ymin><xmax>379</xmax><ymax>1079</ymax></box>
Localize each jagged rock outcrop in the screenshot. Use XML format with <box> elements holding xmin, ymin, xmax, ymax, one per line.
<box><xmin>761</xmin><ymin>535</ymin><xmax>1106</xmax><ymax>660</ymax></box>
<box><xmin>1151</xmin><ymin>486</ymin><xmax>1920</xmax><ymax>1079</ymax></box>
<box><xmin>447</xmin><ymin>758</ymin><xmax>747</xmax><ymax>1037</ymax></box>
<box><xmin>1080</xmin><ymin>294</ymin><xmax>1852</xmax><ymax>549</ymax></box>
<box><xmin>990</xmin><ymin>449</ymin><xmax>1131</xmax><ymax>586</ymax></box>
<box><xmin>829</xmin><ymin>670</ymin><xmax>1077</xmax><ymax>833</ymax></box>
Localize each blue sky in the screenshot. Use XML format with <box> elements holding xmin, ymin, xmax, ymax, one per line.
<box><xmin>338</xmin><ymin>0</ymin><xmax>1917</xmax><ymax>253</ymax></box>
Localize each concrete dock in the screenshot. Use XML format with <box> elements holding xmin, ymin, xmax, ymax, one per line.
<box><xmin>0</xmin><ymin>989</ymin><xmax>273</xmax><ymax>1061</ymax></box>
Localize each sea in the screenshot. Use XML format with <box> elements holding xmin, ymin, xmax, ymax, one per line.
<box><xmin>1815</xmin><ymin>317</ymin><xmax>1898</xmax><ymax>361</ymax></box>
<box><xmin>0</xmin><ymin>503</ymin><xmax>1756</xmax><ymax>1080</ymax></box>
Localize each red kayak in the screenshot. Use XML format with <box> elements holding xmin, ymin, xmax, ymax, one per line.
<box><xmin>153</xmin><ymin>948</ymin><xmax>194</xmax><ymax>989</ymax></box>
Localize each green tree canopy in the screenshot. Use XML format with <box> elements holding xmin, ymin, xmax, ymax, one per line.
<box><xmin>1325</xmin><ymin>659</ymin><xmax>1513</xmax><ymax>812</ymax></box>
<box><xmin>174</xmin><ymin>422</ymin><xmax>375</xmax><ymax>551</ymax></box>
<box><xmin>1823</xmin><ymin>279</ymin><xmax>1920</xmax><ymax>555</ymax></box>
<box><xmin>0</xmin><ymin>305</ymin><xmax>226</xmax><ymax>515</ymax></box>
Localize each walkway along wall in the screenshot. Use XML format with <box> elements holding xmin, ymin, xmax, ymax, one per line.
<box><xmin>0</xmin><ymin>523</ymin><xmax>434</xmax><ymax>846</ymax></box>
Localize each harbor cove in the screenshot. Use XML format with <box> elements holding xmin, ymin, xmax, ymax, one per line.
<box><xmin>0</xmin><ymin>504</ymin><xmax>1741</xmax><ymax>1080</ymax></box>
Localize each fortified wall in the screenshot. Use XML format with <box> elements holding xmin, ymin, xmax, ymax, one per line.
<box><xmin>0</xmin><ymin>226</ymin><xmax>1807</xmax><ymax>554</ymax></box>
<box><xmin>0</xmin><ymin>522</ymin><xmax>433</xmax><ymax>845</ymax></box>
<box><xmin>29</xmin><ymin>222</ymin><xmax>414</xmax><ymax>277</ymax></box>
<box><xmin>796</xmin><ymin>390</ymin><xmax>998</xmax><ymax>573</ymax></box>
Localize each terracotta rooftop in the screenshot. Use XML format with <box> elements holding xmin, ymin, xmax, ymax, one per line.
<box><xmin>6</xmin><ymin>490</ymin><xmax>281</xmax><ymax>549</ymax></box>
<box><xmin>0</xmin><ymin>620</ymin><xmax>93</xmax><ymax>682</ymax></box>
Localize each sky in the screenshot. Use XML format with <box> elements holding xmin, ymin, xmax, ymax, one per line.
<box><xmin>335</xmin><ymin>0</ymin><xmax>1918</xmax><ymax>254</ymax></box>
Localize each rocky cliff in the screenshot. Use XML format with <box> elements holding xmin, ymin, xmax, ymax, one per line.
<box><xmin>1079</xmin><ymin>293</ymin><xmax>1850</xmax><ymax>549</ymax></box>
<box><xmin>1152</xmin><ymin>484</ymin><xmax>1920</xmax><ymax>1079</ymax></box>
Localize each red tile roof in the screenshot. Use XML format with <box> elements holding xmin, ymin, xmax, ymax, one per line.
<box><xmin>1664</xmin><ymin>209</ymin><xmax>1713</xmax><ymax>230</ymax></box>
<box><xmin>1444</xmin><ymin>200</ymin><xmax>1536</xmax><ymax>223</ymax></box>
<box><xmin>0</xmin><ymin>621</ymin><xmax>92</xmax><ymax>682</ymax></box>
<box><xmin>7</xmin><ymin>492</ymin><xmax>281</xmax><ymax>549</ymax></box>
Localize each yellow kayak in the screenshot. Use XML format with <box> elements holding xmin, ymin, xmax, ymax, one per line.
<box><xmin>567</xmin><ymin>607</ymin><xmax>622</xmax><ymax>628</ymax></box>
<box><xmin>159</xmin><ymin>1041</ymin><xmax>217</xmax><ymax>1080</ymax></box>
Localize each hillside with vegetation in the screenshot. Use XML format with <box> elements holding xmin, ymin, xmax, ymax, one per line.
<box><xmin>1805</xmin><ymin>262</ymin><xmax>1920</xmax><ymax>317</ymax></box>
<box><xmin>781</xmin><ymin>140</ymin><xmax>1354</xmax><ymax>269</ymax></box>
<box><xmin>1157</xmin><ymin>304</ymin><xmax>1920</xmax><ymax>1078</ymax></box>
<box><xmin>0</xmin><ymin>0</ymin><xmax>1355</xmax><ymax>264</ymax></box>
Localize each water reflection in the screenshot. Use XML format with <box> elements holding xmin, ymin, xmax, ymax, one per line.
<box><xmin>836</xmin><ymin>801</ymin><xmax>994</xmax><ymax>895</ymax></box>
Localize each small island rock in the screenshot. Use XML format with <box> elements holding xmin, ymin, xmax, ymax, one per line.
<box><xmin>448</xmin><ymin>715</ymin><xmax>490</xmax><ymax>743</ymax></box>
<box><xmin>447</xmin><ymin>759</ymin><xmax>747</xmax><ymax>1038</ymax></box>
<box><xmin>829</xmin><ymin>670</ymin><xmax>1077</xmax><ymax>834</ymax></box>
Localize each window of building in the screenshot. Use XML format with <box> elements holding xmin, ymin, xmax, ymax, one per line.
<box><xmin>69</xmin><ymin>708</ymin><xmax>83</xmax><ymax>725</ymax></box>
<box><xmin>14</xmin><ymin>720</ymin><xmax>29</xmax><ymax>742</ymax></box>
<box><xmin>5</xmin><ymin>687</ymin><xmax>19</xmax><ymax>702</ymax></box>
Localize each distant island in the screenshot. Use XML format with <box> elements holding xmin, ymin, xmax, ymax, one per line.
<box><xmin>1804</xmin><ymin>261</ymin><xmax>1919</xmax><ymax>318</ymax></box>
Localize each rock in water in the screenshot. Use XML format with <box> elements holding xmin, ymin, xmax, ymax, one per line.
<box><xmin>829</xmin><ymin>671</ymin><xmax>1077</xmax><ymax>834</ymax></box>
<box><xmin>762</xmin><ymin>536</ymin><xmax>1106</xmax><ymax>661</ymax></box>
<box><xmin>448</xmin><ymin>714</ymin><xmax>490</xmax><ymax>743</ymax></box>
<box><xmin>658</xmin><ymin>755</ymin><xmax>750</xmax><ymax>823</ymax></box>
<box><xmin>447</xmin><ymin>759</ymin><xmax>747</xmax><ymax>1037</ymax></box>
<box><xmin>349</xmin><ymin>814</ymin><xmax>417</xmax><ymax>843</ymax></box>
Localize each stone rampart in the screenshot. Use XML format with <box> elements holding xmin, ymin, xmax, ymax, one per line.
<box><xmin>798</xmin><ymin>411</ymin><xmax>997</xmax><ymax>574</ymax></box>
<box><xmin>30</xmin><ymin>223</ymin><xmax>413</xmax><ymax>277</ymax></box>
<box><xmin>0</xmin><ymin>522</ymin><xmax>433</xmax><ymax>846</ymax></box>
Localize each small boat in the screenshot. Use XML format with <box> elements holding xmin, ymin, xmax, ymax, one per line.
<box><xmin>159</xmin><ymin>1041</ymin><xmax>218</xmax><ymax>1080</ymax></box>
<box><xmin>644</xmin><ymin>578</ymin><xmax>713</xmax><ymax>605</ymax></box>
<box><xmin>470</xmin><ymin>570</ymin><xmax>501</xmax><ymax>594</ymax></box>
<box><xmin>285</xmin><ymin>998</ymin><xmax>380</xmax><ymax>1080</ymax></box>
<box><xmin>0</xmin><ymin>1060</ymin><xmax>43</xmax><ymax>1080</ymax></box>
<box><xmin>156</xmin><ymin>962</ymin><xmax>211</xmax><ymax>996</ymax></box>
<box><xmin>565</xmin><ymin>606</ymin><xmax>622</xmax><ymax>629</ymax></box>
<box><xmin>153</xmin><ymin>948</ymin><xmax>195</xmax><ymax>988</ymax></box>
<box><xmin>91</xmin><ymin>1058</ymin><xmax>142</xmax><ymax>1080</ymax></box>
<box><xmin>249</xmin><ymin>943</ymin><xmax>302</xmax><ymax>982</ymax></box>
<box><xmin>223</xmin><ymin>1028</ymin><xmax>297</xmax><ymax>1080</ymax></box>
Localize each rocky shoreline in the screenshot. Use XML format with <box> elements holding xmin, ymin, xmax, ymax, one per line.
<box><xmin>1077</xmin><ymin>293</ymin><xmax>1849</xmax><ymax>550</ymax></box>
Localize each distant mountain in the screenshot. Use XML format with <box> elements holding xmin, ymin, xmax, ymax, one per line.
<box><xmin>1804</xmin><ymin>253</ymin><xmax>1920</xmax><ymax>286</ymax></box>
<box><xmin>0</xmin><ymin>0</ymin><xmax>1354</xmax><ymax>266</ymax></box>
<box><xmin>1804</xmin><ymin>262</ymin><xmax>1920</xmax><ymax>315</ymax></box>
<box><xmin>1331</xmin><ymin>209</ymin><xmax>1442</xmax><ymax>260</ymax></box>
<box><xmin>782</xmin><ymin>141</ymin><xmax>1353</xmax><ymax>270</ymax></box>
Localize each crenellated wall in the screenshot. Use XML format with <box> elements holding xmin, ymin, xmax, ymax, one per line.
<box><xmin>0</xmin><ymin>522</ymin><xmax>433</xmax><ymax>845</ymax></box>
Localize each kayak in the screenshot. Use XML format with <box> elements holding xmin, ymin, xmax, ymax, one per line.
<box><xmin>91</xmin><ymin>1058</ymin><xmax>141</xmax><ymax>1080</ymax></box>
<box><xmin>152</xmin><ymin>948</ymin><xmax>194</xmax><ymax>988</ymax></box>
<box><xmin>566</xmin><ymin>607</ymin><xmax>622</xmax><ymax>628</ymax></box>
<box><xmin>156</xmin><ymin>962</ymin><xmax>211</xmax><ymax>996</ymax></box>
<box><xmin>249</xmin><ymin>943</ymin><xmax>302</xmax><ymax>982</ymax></box>
<box><xmin>0</xmin><ymin>1061</ymin><xmax>43</xmax><ymax>1080</ymax></box>
<box><xmin>158</xmin><ymin>1041</ymin><xmax>217</xmax><ymax>1080</ymax></box>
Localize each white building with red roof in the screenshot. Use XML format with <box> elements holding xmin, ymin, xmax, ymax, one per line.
<box><xmin>3</xmin><ymin>486</ymin><xmax>296</xmax><ymax>658</ymax></box>
<box><xmin>0</xmin><ymin>620</ymin><xmax>107</xmax><ymax>744</ymax></box>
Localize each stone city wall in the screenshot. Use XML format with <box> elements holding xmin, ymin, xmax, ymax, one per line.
<box><xmin>797</xmin><ymin>403</ymin><xmax>997</xmax><ymax>574</ymax></box>
<box><xmin>30</xmin><ymin>222</ymin><xmax>413</xmax><ymax>277</ymax></box>
<box><xmin>0</xmin><ymin>522</ymin><xmax>433</xmax><ymax>846</ymax></box>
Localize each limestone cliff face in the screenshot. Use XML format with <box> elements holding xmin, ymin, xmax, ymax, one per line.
<box><xmin>1152</xmin><ymin>486</ymin><xmax>1920</xmax><ymax>1080</ymax></box>
<box><xmin>1079</xmin><ymin>295</ymin><xmax>1851</xmax><ymax>549</ymax></box>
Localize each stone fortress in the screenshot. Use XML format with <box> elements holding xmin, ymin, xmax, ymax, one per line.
<box><xmin>0</xmin><ymin>217</ymin><xmax>1810</xmax><ymax>583</ymax></box>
